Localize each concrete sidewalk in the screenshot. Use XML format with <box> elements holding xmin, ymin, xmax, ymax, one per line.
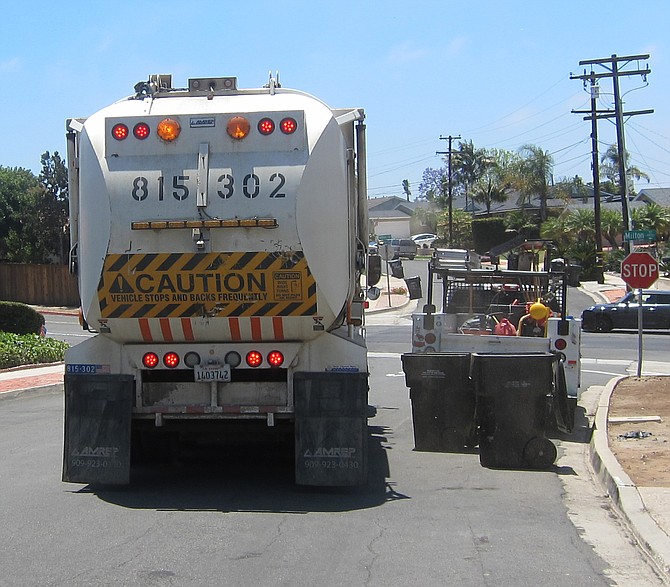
<box><xmin>580</xmin><ymin>272</ymin><xmax>670</xmax><ymax>579</ymax></box>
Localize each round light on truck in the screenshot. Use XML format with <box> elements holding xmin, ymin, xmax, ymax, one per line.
<box><xmin>133</xmin><ymin>122</ymin><xmax>150</xmax><ymax>140</ymax></box>
<box><xmin>142</xmin><ymin>352</ymin><xmax>159</xmax><ymax>368</ymax></box>
<box><xmin>163</xmin><ymin>352</ymin><xmax>180</xmax><ymax>368</ymax></box>
<box><xmin>225</xmin><ymin>351</ymin><xmax>242</xmax><ymax>368</ymax></box>
<box><xmin>280</xmin><ymin>117</ymin><xmax>297</xmax><ymax>134</ymax></box>
<box><xmin>257</xmin><ymin>117</ymin><xmax>275</xmax><ymax>135</ymax></box>
<box><xmin>554</xmin><ymin>338</ymin><xmax>567</xmax><ymax>351</ymax></box>
<box><xmin>157</xmin><ymin>118</ymin><xmax>181</xmax><ymax>142</ymax></box>
<box><xmin>246</xmin><ymin>350</ymin><xmax>263</xmax><ymax>368</ymax></box>
<box><xmin>267</xmin><ymin>350</ymin><xmax>284</xmax><ymax>367</ymax></box>
<box><xmin>184</xmin><ymin>351</ymin><xmax>201</xmax><ymax>368</ymax></box>
<box><xmin>226</xmin><ymin>116</ymin><xmax>250</xmax><ymax>140</ymax></box>
<box><xmin>111</xmin><ymin>123</ymin><xmax>129</xmax><ymax>141</ymax></box>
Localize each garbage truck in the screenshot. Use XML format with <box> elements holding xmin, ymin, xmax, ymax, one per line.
<box><xmin>63</xmin><ymin>73</ymin><xmax>370</xmax><ymax>486</ymax></box>
<box><xmin>402</xmin><ymin>259</ymin><xmax>581</xmax><ymax>469</ymax></box>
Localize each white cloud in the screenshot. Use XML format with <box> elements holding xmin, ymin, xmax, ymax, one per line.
<box><xmin>386</xmin><ymin>42</ymin><xmax>429</xmax><ymax>66</ymax></box>
<box><xmin>0</xmin><ymin>57</ymin><xmax>21</xmax><ymax>72</ymax></box>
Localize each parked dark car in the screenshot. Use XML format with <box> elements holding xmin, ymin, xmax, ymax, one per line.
<box><xmin>581</xmin><ymin>290</ymin><xmax>670</xmax><ymax>332</ymax></box>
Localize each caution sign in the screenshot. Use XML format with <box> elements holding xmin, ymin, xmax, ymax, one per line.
<box><xmin>97</xmin><ymin>252</ymin><xmax>317</xmax><ymax>319</ymax></box>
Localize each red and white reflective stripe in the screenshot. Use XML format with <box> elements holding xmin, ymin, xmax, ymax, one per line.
<box><xmin>139</xmin><ymin>318</ymin><xmax>153</xmax><ymax>342</ymax></box>
<box><xmin>137</xmin><ymin>316</ymin><xmax>285</xmax><ymax>342</ymax></box>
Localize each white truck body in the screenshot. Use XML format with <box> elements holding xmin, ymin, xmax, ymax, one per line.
<box><xmin>63</xmin><ymin>75</ymin><xmax>369</xmax><ymax>486</ymax></box>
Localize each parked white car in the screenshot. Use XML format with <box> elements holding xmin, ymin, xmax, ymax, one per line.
<box><xmin>411</xmin><ymin>233</ymin><xmax>437</xmax><ymax>249</ymax></box>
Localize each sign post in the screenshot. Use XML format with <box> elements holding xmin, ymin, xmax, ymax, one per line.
<box><xmin>620</xmin><ymin>252</ymin><xmax>659</xmax><ymax>377</ymax></box>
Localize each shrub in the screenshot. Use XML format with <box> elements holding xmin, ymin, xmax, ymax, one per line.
<box><xmin>0</xmin><ymin>301</ymin><xmax>45</xmax><ymax>335</ymax></box>
<box><xmin>0</xmin><ymin>331</ymin><xmax>68</xmax><ymax>369</ymax></box>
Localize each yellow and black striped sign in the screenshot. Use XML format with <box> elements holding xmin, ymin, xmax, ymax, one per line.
<box><xmin>97</xmin><ymin>251</ymin><xmax>317</xmax><ymax>319</ymax></box>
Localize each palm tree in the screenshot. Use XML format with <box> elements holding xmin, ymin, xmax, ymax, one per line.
<box><xmin>632</xmin><ymin>203</ymin><xmax>670</xmax><ymax>241</ymax></box>
<box><xmin>453</xmin><ymin>140</ymin><xmax>490</xmax><ymax>212</ymax></box>
<box><xmin>600</xmin><ymin>208</ymin><xmax>623</xmax><ymax>249</ymax></box>
<box><xmin>564</xmin><ymin>209</ymin><xmax>596</xmax><ymax>241</ymax></box>
<box><xmin>600</xmin><ymin>144</ymin><xmax>650</xmax><ymax>195</ymax></box>
<box><xmin>540</xmin><ymin>215</ymin><xmax>571</xmax><ymax>257</ymax></box>
<box><xmin>516</xmin><ymin>144</ymin><xmax>554</xmax><ymax>222</ymax></box>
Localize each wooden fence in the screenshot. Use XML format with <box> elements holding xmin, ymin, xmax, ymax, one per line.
<box><xmin>0</xmin><ymin>264</ymin><xmax>79</xmax><ymax>307</ymax></box>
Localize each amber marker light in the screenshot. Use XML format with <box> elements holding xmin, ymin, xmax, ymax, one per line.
<box><xmin>227</xmin><ymin>116</ymin><xmax>251</xmax><ymax>140</ymax></box>
<box><xmin>157</xmin><ymin>118</ymin><xmax>181</xmax><ymax>142</ymax></box>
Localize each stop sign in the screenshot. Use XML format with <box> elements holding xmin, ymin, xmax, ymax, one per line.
<box><xmin>621</xmin><ymin>252</ymin><xmax>659</xmax><ymax>289</ymax></box>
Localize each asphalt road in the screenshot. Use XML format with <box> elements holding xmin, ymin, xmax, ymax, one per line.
<box><xmin>9</xmin><ymin>265</ymin><xmax>663</xmax><ymax>585</ymax></box>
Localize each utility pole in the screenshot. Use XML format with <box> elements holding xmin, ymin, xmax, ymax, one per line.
<box><xmin>571</xmin><ymin>54</ymin><xmax>653</xmax><ymax>256</ymax></box>
<box><xmin>437</xmin><ymin>134</ymin><xmax>460</xmax><ymax>246</ymax></box>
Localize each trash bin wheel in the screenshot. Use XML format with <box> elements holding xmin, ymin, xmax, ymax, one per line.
<box><xmin>523</xmin><ymin>437</ymin><xmax>557</xmax><ymax>469</ymax></box>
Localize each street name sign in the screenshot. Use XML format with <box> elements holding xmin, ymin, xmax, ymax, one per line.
<box><xmin>623</xmin><ymin>229</ymin><xmax>657</xmax><ymax>242</ymax></box>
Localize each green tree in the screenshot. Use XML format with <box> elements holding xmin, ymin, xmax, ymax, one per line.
<box><xmin>631</xmin><ymin>203</ymin><xmax>670</xmax><ymax>242</ymax></box>
<box><xmin>600</xmin><ymin>208</ymin><xmax>623</xmax><ymax>249</ymax></box>
<box><xmin>504</xmin><ymin>210</ymin><xmax>537</xmax><ymax>237</ymax></box>
<box><xmin>515</xmin><ymin>144</ymin><xmax>554</xmax><ymax>222</ymax></box>
<box><xmin>470</xmin><ymin>149</ymin><xmax>515</xmax><ymax>216</ymax></box>
<box><xmin>436</xmin><ymin>209</ymin><xmax>473</xmax><ymax>249</ymax></box>
<box><xmin>0</xmin><ymin>153</ymin><xmax>69</xmax><ymax>264</ymax></box>
<box><xmin>540</xmin><ymin>214</ymin><xmax>571</xmax><ymax>257</ymax></box>
<box><xmin>600</xmin><ymin>144</ymin><xmax>649</xmax><ymax>195</ymax></box>
<box><xmin>452</xmin><ymin>140</ymin><xmax>490</xmax><ymax>212</ymax></box>
<box><xmin>0</xmin><ymin>166</ymin><xmax>39</xmax><ymax>260</ymax></box>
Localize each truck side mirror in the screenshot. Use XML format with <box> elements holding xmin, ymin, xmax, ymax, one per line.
<box><xmin>368</xmin><ymin>254</ymin><xmax>382</xmax><ymax>286</ymax></box>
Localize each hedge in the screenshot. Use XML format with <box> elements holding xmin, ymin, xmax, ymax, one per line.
<box><xmin>0</xmin><ymin>301</ymin><xmax>45</xmax><ymax>335</ymax></box>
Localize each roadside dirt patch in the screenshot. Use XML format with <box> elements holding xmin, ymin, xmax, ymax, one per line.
<box><xmin>607</xmin><ymin>376</ymin><xmax>670</xmax><ymax>487</ymax></box>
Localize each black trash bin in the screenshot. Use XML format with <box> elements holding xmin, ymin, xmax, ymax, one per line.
<box><xmin>566</xmin><ymin>264</ymin><xmax>581</xmax><ymax>287</ymax></box>
<box><xmin>404</xmin><ymin>276</ymin><xmax>422</xmax><ymax>300</ymax></box>
<box><xmin>472</xmin><ymin>353</ymin><xmax>557</xmax><ymax>469</ymax></box>
<box><xmin>401</xmin><ymin>353</ymin><xmax>475</xmax><ymax>452</ymax></box>
<box><xmin>388</xmin><ymin>259</ymin><xmax>404</xmax><ymax>279</ymax></box>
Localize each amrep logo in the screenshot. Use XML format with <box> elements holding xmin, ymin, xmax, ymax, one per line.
<box><xmin>71</xmin><ymin>446</ymin><xmax>120</xmax><ymax>458</ymax></box>
<box><xmin>303</xmin><ymin>447</ymin><xmax>357</xmax><ymax>458</ymax></box>
<box><xmin>190</xmin><ymin>117</ymin><xmax>215</xmax><ymax>128</ymax></box>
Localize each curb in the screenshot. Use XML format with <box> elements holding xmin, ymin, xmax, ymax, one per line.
<box><xmin>366</xmin><ymin>295</ymin><xmax>412</xmax><ymax>315</ymax></box>
<box><xmin>0</xmin><ymin>383</ymin><xmax>63</xmax><ymax>401</ymax></box>
<box><xmin>590</xmin><ymin>375</ymin><xmax>670</xmax><ymax>579</ymax></box>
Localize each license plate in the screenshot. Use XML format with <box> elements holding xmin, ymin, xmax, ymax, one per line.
<box><xmin>194</xmin><ymin>364</ymin><xmax>231</xmax><ymax>382</ymax></box>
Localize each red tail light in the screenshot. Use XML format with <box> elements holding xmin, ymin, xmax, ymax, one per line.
<box><xmin>133</xmin><ymin>122</ymin><xmax>150</xmax><ymax>140</ymax></box>
<box><xmin>246</xmin><ymin>350</ymin><xmax>263</xmax><ymax>368</ymax></box>
<box><xmin>554</xmin><ymin>338</ymin><xmax>567</xmax><ymax>351</ymax></box>
<box><xmin>280</xmin><ymin>117</ymin><xmax>297</xmax><ymax>134</ymax></box>
<box><xmin>142</xmin><ymin>352</ymin><xmax>159</xmax><ymax>368</ymax></box>
<box><xmin>111</xmin><ymin>123</ymin><xmax>129</xmax><ymax>141</ymax></box>
<box><xmin>163</xmin><ymin>352</ymin><xmax>180</xmax><ymax>368</ymax></box>
<box><xmin>267</xmin><ymin>350</ymin><xmax>284</xmax><ymax>367</ymax></box>
<box><xmin>257</xmin><ymin>117</ymin><xmax>275</xmax><ymax>135</ymax></box>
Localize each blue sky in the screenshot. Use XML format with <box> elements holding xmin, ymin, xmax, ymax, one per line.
<box><xmin>2</xmin><ymin>1</ymin><xmax>669</xmax><ymax>198</ymax></box>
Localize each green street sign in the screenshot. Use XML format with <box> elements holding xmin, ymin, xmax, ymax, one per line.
<box><xmin>624</xmin><ymin>229</ymin><xmax>657</xmax><ymax>242</ymax></box>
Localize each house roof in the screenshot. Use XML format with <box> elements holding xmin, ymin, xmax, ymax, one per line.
<box><xmin>368</xmin><ymin>196</ymin><xmax>418</xmax><ymax>218</ymax></box>
<box><xmin>635</xmin><ymin>188</ymin><xmax>670</xmax><ymax>208</ymax></box>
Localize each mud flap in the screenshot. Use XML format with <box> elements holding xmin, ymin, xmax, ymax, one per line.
<box><xmin>62</xmin><ymin>374</ymin><xmax>134</xmax><ymax>485</ymax></box>
<box><xmin>294</xmin><ymin>372</ymin><xmax>368</xmax><ymax>486</ymax></box>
